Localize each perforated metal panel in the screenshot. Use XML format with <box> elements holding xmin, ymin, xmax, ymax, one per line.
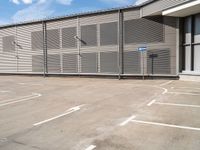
<box><xmin>100</xmin><ymin>22</ymin><xmax>118</xmax><ymax>46</ymax></box>
<box><xmin>3</xmin><ymin>36</ymin><xmax>15</xmax><ymax>52</ymax></box>
<box><xmin>62</xmin><ymin>27</ymin><xmax>77</xmax><ymax>48</ymax></box>
<box><xmin>100</xmin><ymin>51</ymin><xmax>118</xmax><ymax>73</ymax></box>
<box><xmin>124</xmin><ymin>51</ymin><xmax>141</xmax><ymax>74</ymax></box>
<box><xmin>31</xmin><ymin>31</ymin><xmax>43</xmax><ymax>50</ymax></box>
<box><xmin>81</xmin><ymin>53</ymin><xmax>97</xmax><ymax>73</ymax></box>
<box><xmin>124</xmin><ymin>16</ymin><xmax>164</xmax><ymax>44</ymax></box>
<box><xmin>81</xmin><ymin>25</ymin><xmax>97</xmax><ymax>47</ymax></box>
<box><xmin>63</xmin><ymin>53</ymin><xmax>78</xmax><ymax>73</ymax></box>
<box><xmin>147</xmin><ymin>49</ymin><xmax>171</xmax><ymax>74</ymax></box>
<box><xmin>32</xmin><ymin>55</ymin><xmax>44</xmax><ymax>72</ymax></box>
<box><xmin>47</xmin><ymin>29</ymin><xmax>60</xmax><ymax>50</ymax></box>
<box><xmin>47</xmin><ymin>54</ymin><xmax>61</xmax><ymax>73</ymax></box>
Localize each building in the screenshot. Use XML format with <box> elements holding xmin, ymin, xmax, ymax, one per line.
<box><xmin>0</xmin><ymin>0</ymin><xmax>200</xmax><ymax>80</ymax></box>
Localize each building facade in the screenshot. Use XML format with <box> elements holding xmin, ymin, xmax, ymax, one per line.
<box><xmin>0</xmin><ymin>0</ymin><xmax>199</xmax><ymax>79</ymax></box>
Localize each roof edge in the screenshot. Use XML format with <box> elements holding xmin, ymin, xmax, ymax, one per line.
<box><xmin>0</xmin><ymin>0</ymin><xmax>155</xmax><ymax>29</ymax></box>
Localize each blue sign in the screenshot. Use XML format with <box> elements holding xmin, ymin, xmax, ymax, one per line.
<box><xmin>138</xmin><ymin>47</ymin><xmax>147</xmax><ymax>52</ymax></box>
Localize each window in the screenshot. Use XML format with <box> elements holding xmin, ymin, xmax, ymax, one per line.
<box><xmin>194</xmin><ymin>14</ymin><xmax>200</xmax><ymax>43</ymax></box>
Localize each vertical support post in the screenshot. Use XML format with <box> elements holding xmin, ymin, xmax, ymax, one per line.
<box><xmin>191</xmin><ymin>15</ymin><xmax>195</xmax><ymax>71</ymax></box>
<box><xmin>77</xmin><ymin>16</ymin><xmax>81</xmax><ymax>76</ymax></box>
<box><xmin>42</xmin><ymin>21</ymin><xmax>47</xmax><ymax>77</ymax></box>
<box><xmin>118</xmin><ymin>9</ymin><xmax>124</xmax><ymax>80</ymax></box>
<box><xmin>15</xmin><ymin>25</ymin><xmax>19</xmax><ymax>72</ymax></box>
<box><xmin>142</xmin><ymin>51</ymin><xmax>145</xmax><ymax>80</ymax></box>
<box><xmin>176</xmin><ymin>18</ymin><xmax>180</xmax><ymax>75</ymax></box>
<box><xmin>151</xmin><ymin>57</ymin><xmax>154</xmax><ymax>76</ymax></box>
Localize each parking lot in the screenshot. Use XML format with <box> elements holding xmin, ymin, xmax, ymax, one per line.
<box><xmin>0</xmin><ymin>76</ymin><xmax>200</xmax><ymax>150</ymax></box>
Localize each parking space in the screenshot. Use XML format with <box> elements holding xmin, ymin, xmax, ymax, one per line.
<box><xmin>0</xmin><ymin>76</ymin><xmax>200</xmax><ymax>150</ymax></box>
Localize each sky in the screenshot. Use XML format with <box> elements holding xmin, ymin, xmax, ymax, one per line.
<box><xmin>0</xmin><ymin>0</ymin><xmax>148</xmax><ymax>25</ymax></box>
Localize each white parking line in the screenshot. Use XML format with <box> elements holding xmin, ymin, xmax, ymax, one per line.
<box><xmin>162</xmin><ymin>88</ymin><xmax>168</xmax><ymax>95</ymax></box>
<box><xmin>177</xmin><ymin>87</ymin><xmax>200</xmax><ymax>90</ymax></box>
<box><xmin>33</xmin><ymin>105</ymin><xmax>85</xmax><ymax>126</ymax></box>
<box><xmin>85</xmin><ymin>145</ymin><xmax>96</xmax><ymax>150</ymax></box>
<box><xmin>18</xmin><ymin>83</ymin><xmax>43</xmax><ymax>86</ymax></box>
<box><xmin>0</xmin><ymin>91</ymin><xmax>10</xmax><ymax>93</ymax></box>
<box><xmin>119</xmin><ymin>115</ymin><xmax>136</xmax><ymax>126</ymax></box>
<box><xmin>160</xmin><ymin>81</ymin><xmax>173</xmax><ymax>86</ymax></box>
<box><xmin>147</xmin><ymin>100</ymin><xmax>156</xmax><ymax>106</ymax></box>
<box><xmin>154</xmin><ymin>102</ymin><xmax>200</xmax><ymax>108</ymax></box>
<box><xmin>131</xmin><ymin>120</ymin><xmax>200</xmax><ymax>131</ymax></box>
<box><xmin>18</xmin><ymin>83</ymin><xmax>26</xmax><ymax>85</ymax></box>
<box><xmin>120</xmin><ymin>115</ymin><xmax>200</xmax><ymax>131</ymax></box>
<box><xmin>167</xmin><ymin>92</ymin><xmax>200</xmax><ymax>96</ymax></box>
<box><xmin>0</xmin><ymin>93</ymin><xmax>42</xmax><ymax>107</ymax></box>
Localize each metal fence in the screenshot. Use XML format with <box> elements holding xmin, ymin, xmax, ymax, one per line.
<box><xmin>0</xmin><ymin>12</ymin><xmax>178</xmax><ymax>77</ymax></box>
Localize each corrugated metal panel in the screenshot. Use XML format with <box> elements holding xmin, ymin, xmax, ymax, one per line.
<box><xmin>32</xmin><ymin>55</ymin><xmax>44</xmax><ymax>72</ymax></box>
<box><xmin>0</xmin><ymin>27</ymin><xmax>17</xmax><ymax>72</ymax></box>
<box><xmin>62</xmin><ymin>27</ymin><xmax>77</xmax><ymax>48</ymax></box>
<box><xmin>63</xmin><ymin>53</ymin><xmax>78</xmax><ymax>73</ymax></box>
<box><xmin>17</xmin><ymin>24</ymin><xmax>43</xmax><ymax>73</ymax></box>
<box><xmin>123</xmin><ymin>9</ymin><xmax>140</xmax><ymax>21</ymax></box>
<box><xmin>147</xmin><ymin>49</ymin><xmax>171</xmax><ymax>74</ymax></box>
<box><xmin>47</xmin><ymin>54</ymin><xmax>61</xmax><ymax>73</ymax></box>
<box><xmin>47</xmin><ymin>29</ymin><xmax>60</xmax><ymax>50</ymax></box>
<box><xmin>100</xmin><ymin>51</ymin><xmax>118</xmax><ymax>73</ymax></box>
<box><xmin>100</xmin><ymin>22</ymin><xmax>118</xmax><ymax>46</ymax></box>
<box><xmin>124</xmin><ymin>16</ymin><xmax>164</xmax><ymax>44</ymax></box>
<box><xmin>81</xmin><ymin>53</ymin><xmax>97</xmax><ymax>73</ymax></box>
<box><xmin>81</xmin><ymin>24</ymin><xmax>97</xmax><ymax>47</ymax></box>
<box><xmin>141</xmin><ymin>0</ymin><xmax>190</xmax><ymax>17</ymax></box>
<box><xmin>2</xmin><ymin>36</ymin><xmax>15</xmax><ymax>52</ymax></box>
<box><xmin>124</xmin><ymin>51</ymin><xmax>141</xmax><ymax>74</ymax></box>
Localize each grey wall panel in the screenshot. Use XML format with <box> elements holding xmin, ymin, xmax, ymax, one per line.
<box><xmin>141</xmin><ymin>0</ymin><xmax>191</xmax><ymax>17</ymax></box>
<box><xmin>100</xmin><ymin>51</ymin><xmax>118</xmax><ymax>73</ymax></box>
<box><xmin>194</xmin><ymin>45</ymin><xmax>200</xmax><ymax>72</ymax></box>
<box><xmin>81</xmin><ymin>25</ymin><xmax>97</xmax><ymax>47</ymax></box>
<box><xmin>124</xmin><ymin>51</ymin><xmax>141</xmax><ymax>74</ymax></box>
<box><xmin>81</xmin><ymin>53</ymin><xmax>97</xmax><ymax>73</ymax></box>
<box><xmin>100</xmin><ymin>22</ymin><xmax>118</xmax><ymax>46</ymax></box>
<box><xmin>63</xmin><ymin>53</ymin><xmax>78</xmax><ymax>73</ymax></box>
<box><xmin>47</xmin><ymin>29</ymin><xmax>60</xmax><ymax>50</ymax></box>
<box><xmin>47</xmin><ymin>54</ymin><xmax>61</xmax><ymax>73</ymax></box>
<box><xmin>185</xmin><ymin>46</ymin><xmax>191</xmax><ymax>71</ymax></box>
<box><xmin>32</xmin><ymin>55</ymin><xmax>44</xmax><ymax>72</ymax></box>
<box><xmin>3</xmin><ymin>36</ymin><xmax>15</xmax><ymax>52</ymax></box>
<box><xmin>147</xmin><ymin>49</ymin><xmax>171</xmax><ymax>74</ymax></box>
<box><xmin>62</xmin><ymin>27</ymin><xmax>77</xmax><ymax>48</ymax></box>
<box><xmin>124</xmin><ymin>16</ymin><xmax>164</xmax><ymax>44</ymax></box>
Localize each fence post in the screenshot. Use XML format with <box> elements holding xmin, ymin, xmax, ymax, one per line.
<box><xmin>42</xmin><ymin>21</ymin><xmax>48</xmax><ymax>77</ymax></box>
